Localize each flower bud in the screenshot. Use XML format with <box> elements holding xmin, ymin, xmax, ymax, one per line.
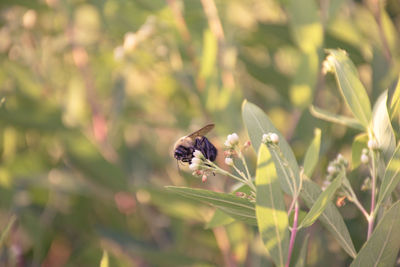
<box><xmin>193</xmin><ymin>150</ymin><xmax>203</xmax><ymax>159</ymax></box>
<box><xmin>189</xmin><ymin>162</ymin><xmax>199</xmax><ymax>171</ymax></box>
<box><xmin>360</xmin><ymin>154</ymin><xmax>369</xmax><ymax>164</ymax></box>
<box><xmin>225</xmin><ymin>157</ymin><xmax>234</xmax><ymax>166</ymax></box>
<box><xmin>262</xmin><ymin>133</ymin><xmax>269</xmax><ymax>143</ymax></box>
<box><xmin>270</xmin><ymin>133</ymin><xmax>279</xmax><ymax>144</ymax></box>
<box><xmin>367</xmin><ymin>139</ymin><xmax>379</xmax><ymax>150</ymax></box>
<box><xmin>191</xmin><ymin>157</ymin><xmax>202</xmax><ymax>165</ymax></box>
<box><xmin>327</xmin><ymin>165</ymin><xmax>336</xmax><ymax>175</ymax></box>
<box><xmin>202</xmin><ymin>175</ymin><xmax>207</xmax><ymax>183</ymax></box>
<box><xmin>226</xmin><ymin>133</ymin><xmax>239</xmax><ymax>146</ymax></box>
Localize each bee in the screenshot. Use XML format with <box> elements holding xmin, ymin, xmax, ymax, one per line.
<box><xmin>173</xmin><ymin>124</ymin><xmax>218</xmax><ymax>164</ymax></box>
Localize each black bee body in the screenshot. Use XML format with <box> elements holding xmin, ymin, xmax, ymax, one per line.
<box><xmin>174</xmin><ymin>136</ymin><xmax>217</xmax><ymax>164</ymax></box>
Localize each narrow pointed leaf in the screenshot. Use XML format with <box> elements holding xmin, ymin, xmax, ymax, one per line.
<box><xmin>256</xmin><ymin>144</ymin><xmax>289</xmax><ymax>267</ymax></box>
<box><xmin>242</xmin><ymin>100</ymin><xmax>301</xmax><ymax>196</ymax></box>
<box><xmin>301</xmin><ymin>179</ymin><xmax>356</xmax><ymax>258</ymax></box>
<box><xmin>350</xmin><ymin>201</ymin><xmax>400</xmax><ymax>267</ymax></box>
<box><xmin>310</xmin><ymin>105</ymin><xmax>364</xmax><ymax>131</ymax></box>
<box><xmin>299</xmin><ymin>171</ymin><xmax>344</xmax><ymax>228</ymax></box>
<box><xmin>166</xmin><ymin>186</ymin><xmax>257</xmax><ymax>225</ymax></box>
<box><xmin>377</xmin><ymin>144</ymin><xmax>400</xmax><ymax>207</ymax></box>
<box><xmin>303</xmin><ymin>128</ymin><xmax>321</xmax><ymax>177</ymax></box>
<box><xmin>326</xmin><ymin>49</ymin><xmax>372</xmax><ymax>127</ymax></box>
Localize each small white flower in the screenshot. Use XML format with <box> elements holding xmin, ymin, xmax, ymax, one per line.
<box><xmin>224</xmin><ymin>140</ymin><xmax>232</xmax><ymax>147</ymax></box>
<box><xmin>270</xmin><ymin>133</ymin><xmax>279</xmax><ymax>144</ymax></box>
<box><xmin>327</xmin><ymin>165</ymin><xmax>337</xmax><ymax>174</ymax></box>
<box><xmin>322</xmin><ymin>55</ymin><xmax>335</xmax><ymax>74</ymax></box>
<box><xmin>191</xmin><ymin>157</ymin><xmax>202</xmax><ymax>165</ymax></box>
<box><xmin>322</xmin><ymin>180</ymin><xmax>331</xmax><ymax>191</ymax></box>
<box><xmin>123</xmin><ymin>32</ymin><xmax>138</xmax><ymax>51</ymax></box>
<box><xmin>367</xmin><ymin>139</ymin><xmax>379</xmax><ymax>150</ymax></box>
<box><xmin>227</xmin><ymin>133</ymin><xmax>239</xmax><ymax>146</ymax></box>
<box><xmin>360</xmin><ymin>154</ymin><xmax>369</xmax><ymax>164</ymax></box>
<box><xmin>225</xmin><ymin>157</ymin><xmax>234</xmax><ymax>166</ymax></box>
<box><xmin>193</xmin><ymin>150</ymin><xmax>203</xmax><ymax>159</ymax></box>
<box><xmin>262</xmin><ymin>133</ymin><xmax>269</xmax><ymax>143</ymax></box>
<box><xmin>202</xmin><ymin>175</ymin><xmax>208</xmax><ymax>183</ymax></box>
<box><xmin>189</xmin><ymin>162</ymin><xmax>199</xmax><ymax>171</ymax></box>
<box><xmin>113</xmin><ymin>46</ymin><xmax>124</xmax><ymax>61</ymax></box>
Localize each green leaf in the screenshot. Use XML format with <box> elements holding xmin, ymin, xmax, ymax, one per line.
<box><xmin>166</xmin><ymin>186</ymin><xmax>257</xmax><ymax>225</ymax></box>
<box><xmin>326</xmin><ymin>49</ymin><xmax>372</xmax><ymax>127</ymax></box>
<box><xmin>205</xmin><ymin>209</ymin><xmax>235</xmax><ymax>229</ymax></box>
<box><xmin>377</xmin><ymin>144</ymin><xmax>400</xmax><ymax>208</ymax></box>
<box><xmin>256</xmin><ymin>144</ymin><xmax>290</xmax><ymax>267</ymax></box>
<box><xmin>352</xmin><ymin>133</ymin><xmax>368</xmax><ymax>169</ymax></box>
<box><xmin>389</xmin><ymin>74</ymin><xmax>400</xmax><ymax>119</ymax></box>
<box><xmin>371</xmin><ymin>90</ymin><xmax>396</xmax><ymax>164</ymax></box>
<box><xmin>242</xmin><ymin>100</ymin><xmax>301</xmax><ymax>196</ymax></box>
<box><xmin>350</xmin><ymin>201</ymin><xmax>400</xmax><ymax>267</ymax></box>
<box><xmin>301</xmin><ymin>179</ymin><xmax>356</xmax><ymax>258</ymax></box>
<box><xmin>310</xmin><ymin>105</ymin><xmax>364</xmax><ymax>131</ymax></box>
<box><xmin>299</xmin><ymin>171</ymin><xmax>344</xmax><ymax>228</ymax></box>
<box><xmin>294</xmin><ymin>234</ymin><xmax>310</xmax><ymax>267</ymax></box>
<box><xmin>303</xmin><ymin>128</ymin><xmax>321</xmax><ymax>178</ymax></box>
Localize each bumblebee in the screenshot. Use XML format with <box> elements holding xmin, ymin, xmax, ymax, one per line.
<box><xmin>173</xmin><ymin>124</ymin><xmax>218</xmax><ymax>164</ymax></box>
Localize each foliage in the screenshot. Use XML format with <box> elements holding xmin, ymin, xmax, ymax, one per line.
<box><xmin>1</xmin><ymin>0</ymin><xmax>400</xmax><ymax>266</ymax></box>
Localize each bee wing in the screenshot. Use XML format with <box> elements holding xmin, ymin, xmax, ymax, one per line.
<box><xmin>187</xmin><ymin>124</ymin><xmax>215</xmax><ymax>139</ymax></box>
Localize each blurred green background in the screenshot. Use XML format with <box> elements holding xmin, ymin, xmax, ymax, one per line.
<box><xmin>0</xmin><ymin>0</ymin><xmax>399</xmax><ymax>266</ymax></box>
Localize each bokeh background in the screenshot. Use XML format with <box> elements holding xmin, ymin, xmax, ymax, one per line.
<box><xmin>0</xmin><ymin>0</ymin><xmax>399</xmax><ymax>266</ymax></box>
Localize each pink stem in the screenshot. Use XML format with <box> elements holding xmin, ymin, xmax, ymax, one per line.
<box><xmin>286</xmin><ymin>202</ymin><xmax>299</xmax><ymax>267</ymax></box>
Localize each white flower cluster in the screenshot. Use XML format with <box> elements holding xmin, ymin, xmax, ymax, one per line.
<box><xmin>189</xmin><ymin>150</ymin><xmax>204</xmax><ymax>171</ymax></box>
<box><xmin>224</xmin><ymin>133</ymin><xmax>239</xmax><ymax>148</ymax></box>
<box><xmin>367</xmin><ymin>139</ymin><xmax>379</xmax><ymax>150</ymax></box>
<box><xmin>262</xmin><ymin>133</ymin><xmax>279</xmax><ymax>144</ymax></box>
<box><xmin>326</xmin><ymin>153</ymin><xmax>348</xmax><ymax>180</ymax></box>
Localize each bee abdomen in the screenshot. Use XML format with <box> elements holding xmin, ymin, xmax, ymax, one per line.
<box><xmin>194</xmin><ymin>136</ymin><xmax>217</xmax><ymax>162</ymax></box>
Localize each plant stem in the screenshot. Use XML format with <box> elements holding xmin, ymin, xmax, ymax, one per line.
<box><xmin>367</xmin><ymin>150</ymin><xmax>377</xmax><ymax>239</ymax></box>
<box><xmin>286</xmin><ymin>201</ymin><xmax>299</xmax><ymax>267</ymax></box>
<box><xmin>239</xmin><ymin>151</ymin><xmax>252</xmax><ymax>182</ymax></box>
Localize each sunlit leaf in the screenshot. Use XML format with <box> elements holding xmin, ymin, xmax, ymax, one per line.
<box><xmin>326</xmin><ymin>49</ymin><xmax>371</xmax><ymax>128</ymax></box>
<box><xmin>299</xmin><ymin>171</ymin><xmax>344</xmax><ymax>228</ymax></box>
<box><xmin>350</xmin><ymin>201</ymin><xmax>400</xmax><ymax>267</ymax></box>
<box><xmin>100</xmin><ymin>250</ymin><xmax>109</xmax><ymax>267</ymax></box>
<box><xmin>301</xmin><ymin>179</ymin><xmax>356</xmax><ymax>258</ymax></box>
<box><xmin>310</xmin><ymin>106</ymin><xmax>364</xmax><ymax>131</ymax></box>
<box><xmin>352</xmin><ymin>133</ymin><xmax>368</xmax><ymax>169</ymax></box>
<box><xmin>242</xmin><ymin>100</ymin><xmax>301</xmax><ymax>196</ymax></box>
<box><xmin>166</xmin><ymin>186</ymin><xmax>257</xmax><ymax>225</ymax></box>
<box><xmin>256</xmin><ymin>144</ymin><xmax>289</xmax><ymax>267</ymax></box>
<box><xmin>371</xmin><ymin>90</ymin><xmax>395</xmax><ymax>164</ymax></box>
<box><xmin>377</xmin><ymin>144</ymin><xmax>400</xmax><ymax>208</ymax></box>
<box><xmin>303</xmin><ymin>128</ymin><xmax>321</xmax><ymax>178</ymax></box>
